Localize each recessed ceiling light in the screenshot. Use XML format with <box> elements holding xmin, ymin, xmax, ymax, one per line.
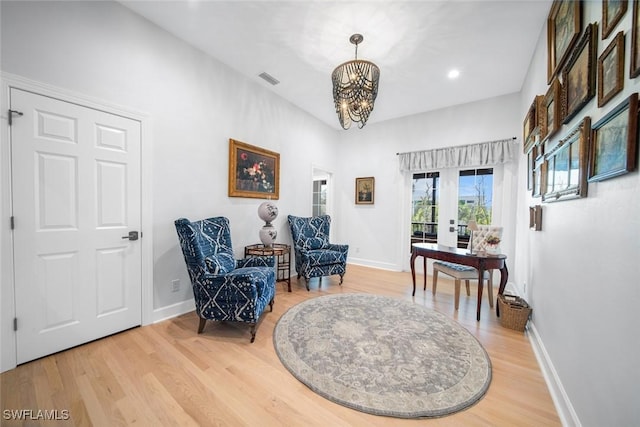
<box><xmin>448</xmin><ymin>69</ymin><xmax>460</xmax><ymax>79</ymax></box>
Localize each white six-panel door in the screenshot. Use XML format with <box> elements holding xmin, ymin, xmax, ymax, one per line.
<box><xmin>10</xmin><ymin>88</ymin><xmax>142</xmax><ymax>364</ymax></box>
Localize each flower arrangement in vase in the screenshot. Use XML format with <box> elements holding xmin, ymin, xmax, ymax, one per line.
<box><xmin>485</xmin><ymin>235</ymin><xmax>501</xmax><ymax>254</ymax></box>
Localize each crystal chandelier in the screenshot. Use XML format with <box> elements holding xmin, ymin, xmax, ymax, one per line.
<box><xmin>331</xmin><ymin>34</ymin><xmax>380</xmax><ymax>130</ymax></box>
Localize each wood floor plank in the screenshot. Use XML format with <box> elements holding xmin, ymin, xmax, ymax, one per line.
<box><xmin>0</xmin><ymin>264</ymin><xmax>560</xmax><ymax>426</ymax></box>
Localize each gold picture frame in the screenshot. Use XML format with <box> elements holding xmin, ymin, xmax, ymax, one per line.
<box><xmin>355</xmin><ymin>177</ymin><xmax>375</xmax><ymax>205</ymax></box>
<box><xmin>598</xmin><ymin>31</ymin><xmax>625</xmax><ymax>108</ymax></box>
<box><xmin>228</xmin><ymin>139</ymin><xmax>280</xmax><ymax>199</ymax></box>
<box><xmin>542</xmin><ymin>77</ymin><xmax>562</xmax><ymax>141</ymax></box>
<box><xmin>631</xmin><ymin>0</ymin><xmax>640</xmax><ymax>77</ymax></box>
<box><xmin>523</xmin><ymin>95</ymin><xmax>544</xmax><ymax>153</ymax></box>
<box><xmin>589</xmin><ymin>92</ymin><xmax>639</xmax><ymax>182</ymax></box>
<box><xmin>542</xmin><ymin>117</ymin><xmax>590</xmax><ymax>203</ymax></box>
<box><xmin>602</xmin><ymin>0</ymin><xmax>627</xmax><ymax>39</ymax></box>
<box><xmin>562</xmin><ymin>23</ymin><xmax>598</xmax><ymax>124</ymax></box>
<box><xmin>547</xmin><ymin>0</ymin><xmax>582</xmax><ymax>83</ymax></box>
<box><xmin>529</xmin><ymin>205</ymin><xmax>543</xmax><ymax>231</ymax></box>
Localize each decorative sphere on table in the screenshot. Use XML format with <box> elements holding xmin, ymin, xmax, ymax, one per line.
<box><xmin>258</xmin><ymin>201</ymin><xmax>278</xmax><ymax>247</ymax></box>
<box><xmin>258</xmin><ymin>201</ymin><xmax>279</xmax><ymax>224</ymax></box>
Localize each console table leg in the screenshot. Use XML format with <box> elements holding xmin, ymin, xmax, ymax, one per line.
<box><xmin>410</xmin><ymin>252</ymin><xmax>417</xmax><ymax>296</ymax></box>
<box><xmin>496</xmin><ymin>264</ymin><xmax>509</xmax><ymax>317</ymax></box>
<box><xmin>423</xmin><ymin>256</ymin><xmax>427</xmax><ymax>292</ymax></box>
<box><xmin>476</xmin><ymin>269</ymin><xmax>484</xmax><ymax>321</ymax></box>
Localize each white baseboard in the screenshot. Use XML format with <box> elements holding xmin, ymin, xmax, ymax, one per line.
<box><xmin>347</xmin><ymin>257</ymin><xmax>400</xmax><ymax>271</ymax></box>
<box><xmin>527</xmin><ymin>321</ymin><xmax>581</xmax><ymax>427</ymax></box>
<box><xmin>152</xmin><ymin>299</ymin><xmax>195</xmax><ymax>324</ymax></box>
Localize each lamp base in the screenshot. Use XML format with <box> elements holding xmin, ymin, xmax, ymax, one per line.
<box><xmin>259</xmin><ymin>224</ymin><xmax>277</xmax><ymax>247</ymax></box>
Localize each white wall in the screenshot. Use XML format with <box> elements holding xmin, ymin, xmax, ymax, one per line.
<box><xmin>0</xmin><ymin>1</ymin><xmax>337</xmax><ymax>370</ymax></box>
<box><xmin>2</xmin><ymin>2</ymin><xmax>639</xmax><ymax>425</ymax></box>
<box><xmin>517</xmin><ymin>2</ymin><xmax>640</xmax><ymax>426</ymax></box>
<box><xmin>334</xmin><ymin>94</ymin><xmax>521</xmax><ymax>275</ymax></box>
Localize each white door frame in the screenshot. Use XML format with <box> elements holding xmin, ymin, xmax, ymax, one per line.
<box><xmin>311</xmin><ymin>165</ymin><xmax>333</xmax><ymax>236</ymax></box>
<box><xmin>0</xmin><ymin>72</ymin><xmax>154</xmax><ymax>372</ymax></box>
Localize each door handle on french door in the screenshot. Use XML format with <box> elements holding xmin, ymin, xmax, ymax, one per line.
<box><xmin>122</xmin><ymin>231</ymin><xmax>139</xmax><ymax>241</ymax></box>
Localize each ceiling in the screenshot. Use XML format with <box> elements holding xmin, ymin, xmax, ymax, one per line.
<box><xmin>119</xmin><ymin>0</ymin><xmax>552</xmax><ymax>130</ymax></box>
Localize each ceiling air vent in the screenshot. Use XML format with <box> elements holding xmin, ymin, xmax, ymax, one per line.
<box><xmin>258</xmin><ymin>72</ymin><xmax>280</xmax><ymax>86</ymax></box>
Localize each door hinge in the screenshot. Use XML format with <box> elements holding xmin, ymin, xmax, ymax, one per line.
<box><xmin>8</xmin><ymin>109</ymin><xmax>23</xmax><ymax>126</ymax></box>
<box><xmin>13</xmin><ymin>318</ymin><xmax>17</xmax><ymax>331</ymax></box>
<box><xmin>10</xmin><ymin>216</ymin><xmax>14</xmax><ymax>230</ymax></box>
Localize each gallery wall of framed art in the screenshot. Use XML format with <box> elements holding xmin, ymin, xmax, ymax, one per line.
<box><xmin>524</xmin><ymin>0</ymin><xmax>639</xmax><ymax>207</ymax></box>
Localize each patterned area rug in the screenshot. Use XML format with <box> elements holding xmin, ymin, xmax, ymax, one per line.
<box><xmin>273</xmin><ymin>293</ymin><xmax>491</xmax><ymax>418</ymax></box>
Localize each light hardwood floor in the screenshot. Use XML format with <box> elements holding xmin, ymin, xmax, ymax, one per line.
<box><xmin>1</xmin><ymin>264</ymin><xmax>560</xmax><ymax>426</ymax></box>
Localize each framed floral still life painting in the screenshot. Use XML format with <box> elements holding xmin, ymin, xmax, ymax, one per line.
<box><xmin>547</xmin><ymin>0</ymin><xmax>582</xmax><ymax>83</ymax></box>
<box><xmin>228</xmin><ymin>139</ymin><xmax>280</xmax><ymax>199</ymax></box>
<box><xmin>589</xmin><ymin>92</ymin><xmax>639</xmax><ymax>182</ymax></box>
<box><xmin>355</xmin><ymin>177</ymin><xmax>375</xmax><ymax>205</ymax></box>
<box><xmin>598</xmin><ymin>31</ymin><xmax>625</xmax><ymax>108</ymax></box>
<box><xmin>562</xmin><ymin>23</ymin><xmax>598</xmax><ymax>124</ymax></box>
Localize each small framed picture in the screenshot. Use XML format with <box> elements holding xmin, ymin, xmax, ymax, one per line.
<box><xmin>543</xmin><ymin>117</ymin><xmax>591</xmax><ymax>203</ymax></box>
<box><xmin>562</xmin><ymin>23</ymin><xmax>598</xmax><ymax>124</ymax></box>
<box><xmin>598</xmin><ymin>32</ymin><xmax>625</xmax><ymax>107</ymax></box>
<box><xmin>529</xmin><ymin>205</ymin><xmax>543</xmax><ymax>231</ymax></box>
<box><xmin>542</xmin><ymin>77</ymin><xmax>562</xmax><ymax>141</ymax></box>
<box><xmin>355</xmin><ymin>177</ymin><xmax>375</xmax><ymax>205</ymax></box>
<box><xmin>532</xmin><ymin>154</ymin><xmax>546</xmax><ymax>198</ymax></box>
<box><xmin>631</xmin><ymin>0</ymin><xmax>640</xmax><ymax>77</ymax></box>
<box><xmin>523</xmin><ymin>95</ymin><xmax>543</xmax><ymax>153</ymax></box>
<box><xmin>589</xmin><ymin>92</ymin><xmax>639</xmax><ymax>182</ymax></box>
<box><xmin>547</xmin><ymin>0</ymin><xmax>582</xmax><ymax>83</ymax></box>
<box><xmin>602</xmin><ymin>0</ymin><xmax>628</xmax><ymax>40</ymax></box>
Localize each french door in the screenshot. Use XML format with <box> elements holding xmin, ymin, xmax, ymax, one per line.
<box><xmin>410</xmin><ymin>168</ymin><xmax>495</xmax><ymax>249</ymax></box>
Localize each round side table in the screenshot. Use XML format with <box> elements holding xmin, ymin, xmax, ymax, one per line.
<box><xmin>244</xmin><ymin>243</ymin><xmax>291</xmax><ymax>292</ymax></box>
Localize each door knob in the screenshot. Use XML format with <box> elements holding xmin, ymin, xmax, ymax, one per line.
<box><xmin>122</xmin><ymin>231</ymin><xmax>139</xmax><ymax>241</ymax></box>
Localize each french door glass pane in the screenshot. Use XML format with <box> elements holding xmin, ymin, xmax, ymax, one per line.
<box><xmin>411</xmin><ymin>172</ymin><xmax>439</xmax><ymax>245</ymax></box>
<box><xmin>457</xmin><ymin>168</ymin><xmax>493</xmax><ymax>247</ymax></box>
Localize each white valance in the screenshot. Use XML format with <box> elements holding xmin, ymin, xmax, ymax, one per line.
<box><xmin>398</xmin><ymin>138</ymin><xmax>517</xmax><ymax>171</ymax></box>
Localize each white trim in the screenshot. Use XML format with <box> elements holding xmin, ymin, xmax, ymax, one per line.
<box><xmin>347</xmin><ymin>258</ymin><xmax>400</xmax><ymax>272</ymax></box>
<box><xmin>528</xmin><ymin>321</ymin><xmax>581</xmax><ymax>427</ymax></box>
<box><xmin>508</xmin><ymin>279</ymin><xmax>580</xmax><ymax>427</ymax></box>
<box><xmin>0</xmin><ymin>72</ymin><xmax>153</xmax><ymax>372</ymax></box>
<box><xmin>0</xmin><ymin>75</ymin><xmax>17</xmax><ymax>373</ymax></box>
<box><xmin>152</xmin><ymin>299</ymin><xmax>196</xmax><ymax>324</ymax></box>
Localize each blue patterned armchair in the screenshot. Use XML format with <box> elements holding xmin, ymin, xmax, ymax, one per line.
<box><xmin>174</xmin><ymin>217</ymin><xmax>276</xmax><ymax>342</ymax></box>
<box><xmin>287</xmin><ymin>215</ymin><xmax>349</xmax><ymax>290</ymax></box>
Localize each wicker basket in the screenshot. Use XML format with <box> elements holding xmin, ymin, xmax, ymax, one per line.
<box><xmin>498</xmin><ymin>294</ymin><xmax>532</xmax><ymax>332</ymax></box>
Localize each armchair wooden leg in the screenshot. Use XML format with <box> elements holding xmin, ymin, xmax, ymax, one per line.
<box><xmin>250</xmin><ymin>324</ymin><xmax>257</xmax><ymax>343</ymax></box>
<box><xmin>269</xmin><ymin>298</ymin><xmax>274</xmax><ymax>312</ymax></box>
<box><xmin>339</xmin><ymin>274</ymin><xmax>344</xmax><ymax>285</ymax></box>
<box><xmin>304</xmin><ymin>277</ymin><xmax>310</xmax><ymax>291</ymax></box>
<box><xmin>197</xmin><ymin>318</ymin><xmax>206</xmax><ymax>334</ymax></box>
<box><xmin>465</xmin><ymin>280</ymin><xmax>471</xmax><ymax>296</ymax></box>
